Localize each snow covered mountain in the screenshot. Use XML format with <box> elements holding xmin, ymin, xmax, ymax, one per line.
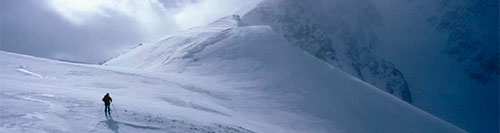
<box><xmin>0</xmin><ymin>15</ymin><xmax>465</xmax><ymax>132</ymax></box>
<box><xmin>103</xmin><ymin>15</ymin><xmax>464</xmax><ymax>132</ymax></box>
<box><xmin>240</xmin><ymin>0</ymin><xmax>499</xmax><ymax>132</ymax></box>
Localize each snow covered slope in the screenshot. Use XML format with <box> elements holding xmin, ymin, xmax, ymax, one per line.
<box><xmin>241</xmin><ymin>0</ymin><xmax>498</xmax><ymax>132</ymax></box>
<box><xmin>0</xmin><ymin>51</ymin><xmax>259</xmax><ymax>133</ymax></box>
<box><xmin>101</xmin><ymin>15</ymin><xmax>463</xmax><ymax>132</ymax></box>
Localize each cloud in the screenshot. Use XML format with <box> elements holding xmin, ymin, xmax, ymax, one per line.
<box><xmin>46</xmin><ymin>0</ymin><xmax>179</xmax><ymax>38</ymax></box>
<box><xmin>46</xmin><ymin>0</ymin><xmax>111</xmax><ymax>26</ymax></box>
<box><xmin>45</xmin><ymin>0</ymin><xmax>257</xmax><ymax>37</ymax></box>
<box><xmin>173</xmin><ymin>0</ymin><xmax>260</xmax><ymax>29</ymax></box>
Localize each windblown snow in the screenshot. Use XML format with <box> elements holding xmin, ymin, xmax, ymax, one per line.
<box><xmin>1</xmin><ymin>15</ymin><xmax>464</xmax><ymax>132</ymax></box>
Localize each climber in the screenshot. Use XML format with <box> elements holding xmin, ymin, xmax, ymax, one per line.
<box><xmin>102</xmin><ymin>93</ymin><xmax>112</xmax><ymax>114</ymax></box>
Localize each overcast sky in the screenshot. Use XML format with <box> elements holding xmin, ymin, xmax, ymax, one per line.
<box><xmin>1</xmin><ymin>0</ymin><xmax>256</xmax><ymax>63</ymax></box>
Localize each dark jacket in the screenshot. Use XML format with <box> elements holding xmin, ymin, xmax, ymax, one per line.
<box><xmin>102</xmin><ymin>94</ymin><xmax>112</xmax><ymax>105</ymax></box>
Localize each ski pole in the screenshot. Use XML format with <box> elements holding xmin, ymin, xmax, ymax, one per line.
<box><xmin>101</xmin><ymin>103</ymin><xmax>103</xmax><ymax>115</ymax></box>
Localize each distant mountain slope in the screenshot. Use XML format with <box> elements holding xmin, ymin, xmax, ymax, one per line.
<box><xmin>102</xmin><ymin>15</ymin><xmax>464</xmax><ymax>132</ymax></box>
<box><xmin>241</xmin><ymin>0</ymin><xmax>412</xmax><ymax>103</ymax></box>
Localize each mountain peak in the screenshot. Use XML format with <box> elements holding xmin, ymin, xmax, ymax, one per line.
<box><xmin>208</xmin><ymin>14</ymin><xmax>247</xmax><ymax>28</ymax></box>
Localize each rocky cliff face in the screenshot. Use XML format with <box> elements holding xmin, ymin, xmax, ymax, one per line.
<box><xmin>430</xmin><ymin>0</ymin><xmax>499</xmax><ymax>83</ymax></box>
<box><xmin>242</xmin><ymin>0</ymin><xmax>412</xmax><ymax>102</ymax></box>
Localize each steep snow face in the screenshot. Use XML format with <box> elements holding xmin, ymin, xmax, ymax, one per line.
<box><xmin>103</xmin><ymin>16</ymin><xmax>464</xmax><ymax>132</ymax></box>
<box><xmin>241</xmin><ymin>0</ymin><xmax>498</xmax><ymax>132</ymax></box>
